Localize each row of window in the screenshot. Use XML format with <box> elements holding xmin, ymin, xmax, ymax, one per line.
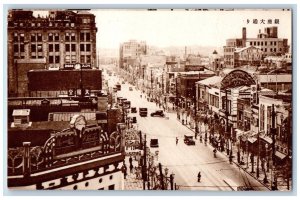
<box><xmin>49</xmin><ymin>55</ymin><xmax>92</xmax><ymax>64</ymax></box>
<box><xmin>13</xmin><ymin>21</ymin><xmax>89</xmax><ymax>28</ymax></box>
<box><xmin>13</xmin><ymin>32</ymin><xmax>91</xmax><ymax>42</ymax></box>
<box><xmin>13</xmin><ymin>43</ymin><xmax>92</xmax><ymax>53</ymax></box>
<box><xmin>250</xmin><ymin>41</ymin><xmax>277</xmax><ymax>46</ymax></box>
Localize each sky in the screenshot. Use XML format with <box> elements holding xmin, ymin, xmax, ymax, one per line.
<box><xmin>31</xmin><ymin>9</ymin><xmax>292</xmax><ymax>50</ymax></box>
<box><xmin>89</xmin><ymin>9</ymin><xmax>292</xmax><ymax>49</ymax></box>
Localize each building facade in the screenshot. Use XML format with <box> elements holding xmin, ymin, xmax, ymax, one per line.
<box><xmin>223</xmin><ymin>26</ymin><xmax>289</xmax><ymax>68</ymax></box>
<box><xmin>7</xmin><ymin>10</ymin><xmax>97</xmax><ymax>97</ymax></box>
<box><xmin>119</xmin><ymin>40</ymin><xmax>147</xmax><ymax>70</ymax></box>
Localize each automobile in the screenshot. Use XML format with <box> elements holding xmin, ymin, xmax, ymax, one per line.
<box><xmin>122</xmin><ymin>81</ymin><xmax>125</xmax><ymax>84</ymax></box>
<box><xmin>150</xmin><ymin>139</ymin><xmax>159</xmax><ymax>148</ymax></box>
<box><xmin>129</xmin><ymin>87</ymin><xmax>133</xmax><ymax>91</ymax></box>
<box><xmin>184</xmin><ymin>135</ymin><xmax>195</xmax><ymax>145</ymax></box>
<box><xmin>150</xmin><ymin>110</ymin><xmax>165</xmax><ymax>117</ymax></box>
<box><xmin>131</xmin><ymin>116</ymin><xmax>137</xmax><ymax>123</ymax></box>
<box><xmin>131</xmin><ymin>107</ymin><xmax>137</xmax><ymax>113</ymax></box>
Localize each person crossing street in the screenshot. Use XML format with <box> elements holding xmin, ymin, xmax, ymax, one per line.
<box><xmin>198</xmin><ymin>171</ymin><xmax>202</xmax><ymax>182</ymax></box>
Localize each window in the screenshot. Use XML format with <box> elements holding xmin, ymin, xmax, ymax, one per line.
<box><xmin>265</xmin><ymin>41</ymin><xmax>267</xmax><ymax>45</ymax></box>
<box><xmin>13</xmin><ymin>33</ymin><xmax>18</xmax><ymax>42</ymax></box>
<box><xmin>14</xmin><ymin>44</ymin><xmax>19</xmax><ymax>52</ymax></box>
<box><xmin>71</xmin><ymin>23</ymin><xmax>75</xmax><ymax>27</ymax></box>
<box><xmin>108</xmin><ymin>184</ymin><xmax>115</xmax><ymax>190</ymax></box>
<box><xmin>71</xmin><ymin>44</ymin><xmax>76</xmax><ymax>52</ymax></box>
<box><xmin>55</xmin><ymin>44</ymin><xmax>59</xmax><ymax>52</ymax></box>
<box><xmin>80</xmin><ymin>55</ymin><xmax>85</xmax><ymax>63</ymax></box>
<box><xmin>71</xmin><ymin>55</ymin><xmax>76</xmax><ymax>63</ymax></box>
<box><xmin>31</xmin><ymin>34</ymin><xmax>36</xmax><ymax>42</ymax></box>
<box><xmin>31</xmin><ymin>23</ymin><xmax>35</xmax><ymax>27</ymax></box>
<box><xmin>37</xmin><ymin>33</ymin><xmax>42</xmax><ymax>42</ymax></box>
<box><xmin>80</xmin><ymin>32</ymin><xmax>85</xmax><ymax>41</ymax></box>
<box><xmin>274</xmin><ymin>41</ymin><xmax>277</xmax><ymax>45</ymax></box>
<box><xmin>55</xmin><ymin>33</ymin><xmax>59</xmax><ymax>41</ymax></box>
<box><xmin>48</xmin><ymin>33</ymin><xmax>53</xmax><ymax>41</ymax></box>
<box><xmin>65</xmin><ymin>33</ymin><xmax>70</xmax><ymax>41</ymax></box>
<box><xmin>250</xmin><ymin>42</ymin><xmax>252</xmax><ymax>45</ymax></box>
<box><xmin>265</xmin><ymin>48</ymin><xmax>267</xmax><ymax>52</ymax></box>
<box><xmin>65</xmin><ymin>44</ymin><xmax>70</xmax><ymax>51</ymax></box>
<box><xmin>31</xmin><ymin>44</ymin><xmax>36</xmax><ymax>52</ymax></box>
<box><xmin>37</xmin><ymin>44</ymin><xmax>43</xmax><ymax>52</ymax></box>
<box><xmin>55</xmin><ymin>56</ymin><xmax>60</xmax><ymax>63</ymax></box>
<box><xmin>49</xmin><ymin>44</ymin><xmax>53</xmax><ymax>52</ymax></box>
<box><xmin>86</xmin><ymin>55</ymin><xmax>91</xmax><ymax>63</ymax></box>
<box><xmin>71</xmin><ymin>33</ymin><xmax>76</xmax><ymax>41</ymax></box>
<box><xmin>274</xmin><ymin>48</ymin><xmax>276</xmax><ymax>52</ymax></box>
<box><xmin>82</xmin><ymin>18</ymin><xmax>90</xmax><ymax>24</ymax></box>
<box><xmin>80</xmin><ymin>44</ymin><xmax>85</xmax><ymax>51</ymax></box>
<box><xmin>86</xmin><ymin>33</ymin><xmax>90</xmax><ymax>41</ymax></box>
<box><xmin>270</xmin><ymin>41</ymin><xmax>273</xmax><ymax>45</ymax></box>
<box><xmin>86</xmin><ymin>44</ymin><xmax>91</xmax><ymax>51</ymax></box>
<box><xmin>20</xmin><ymin>34</ymin><xmax>24</xmax><ymax>42</ymax></box>
<box><xmin>254</xmin><ymin>41</ymin><xmax>256</xmax><ymax>46</ymax></box>
<box><xmin>49</xmin><ymin>56</ymin><xmax>54</xmax><ymax>63</ymax></box>
<box><xmin>18</xmin><ymin>45</ymin><xmax>24</xmax><ymax>55</ymax></box>
<box><xmin>65</xmin><ymin>55</ymin><xmax>70</xmax><ymax>63</ymax></box>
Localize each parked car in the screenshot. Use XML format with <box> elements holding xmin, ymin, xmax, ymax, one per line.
<box><xmin>131</xmin><ymin>116</ymin><xmax>137</xmax><ymax>123</ymax></box>
<box><xmin>184</xmin><ymin>135</ymin><xmax>195</xmax><ymax>145</ymax></box>
<box><xmin>150</xmin><ymin>110</ymin><xmax>164</xmax><ymax>117</ymax></box>
<box><xmin>131</xmin><ymin>107</ymin><xmax>137</xmax><ymax>113</ymax></box>
<box><xmin>150</xmin><ymin>139</ymin><xmax>159</xmax><ymax>148</ymax></box>
<box><xmin>129</xmin><ymin>87</ymin><xmax>133</xmax><ymax>91</ymax></box>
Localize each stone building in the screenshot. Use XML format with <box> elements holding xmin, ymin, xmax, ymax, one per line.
<box><xmin>7</xmin><ymin>9</ymin><xmax>97</xmax><ymax>96</ymax></box>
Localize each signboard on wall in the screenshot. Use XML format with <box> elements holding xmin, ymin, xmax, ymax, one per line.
<box><xmin>64</xmin><ymin>64</ymin><xmax>75</xmax><ymax>69</ymax></box>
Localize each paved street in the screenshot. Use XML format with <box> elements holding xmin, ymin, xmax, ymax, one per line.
<box><xmin>105</xmin><ymin>71</ymin><xmax>269</xmax><ymax>191</ymax></box>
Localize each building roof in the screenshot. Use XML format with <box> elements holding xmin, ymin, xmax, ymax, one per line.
<box><xmin>77</xmin><ymin>11</ymin><xmax>93</xmax><ymax>15</ymax></box>
<box><xmin>235</xmin><ymin>46</ymin><xmax>260</xmax><ymax>53</ymax></box>
<box><xmin>12</xmin><ymin>109</ymin><xmax>30</xmax><ymax>116</ymax></box>
<box><xmin>258</xmin><ymin>74</ymin><xmax>292</xmax><ymax>83</ymax></box>
<box><xmin>196</xmin><ymin>76</ymin><xmax>223</xmax><ymax>86</ymax></box>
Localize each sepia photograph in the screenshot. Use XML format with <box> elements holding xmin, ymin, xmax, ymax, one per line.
<box><xmin>5</xmin><ymin>6</ymin><xmax>293</xmax><ymax>192</ymax></box>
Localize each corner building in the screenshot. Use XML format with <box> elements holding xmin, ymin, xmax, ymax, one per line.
<box><xmin>7</xmin><ymin>10</ymin><xmax>97</xmax><ymax>97</ymax></box>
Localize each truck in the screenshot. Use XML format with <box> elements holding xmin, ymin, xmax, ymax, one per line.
<box><xmin>139</xmin><ymin>107</ymin><xmax>148</xmax><ymax>117</ymax></box>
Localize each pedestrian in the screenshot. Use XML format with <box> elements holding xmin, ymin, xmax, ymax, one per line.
<box><xmin>130</xmin><ymin>163</ymin><xmax>134</xmax><ymax>173</ymax></box>
<box><xmin>197</xmin><ymin>171</ymin><xmax>201</xmax><ymax>182</ymax></box>
<box><xmin>176</xmin><ymin>137</ymin><xmax>178</xmax><ymax>145</ymax></box>
<box><xmin>129</xmin><ymin>156</ymin><xmax>133</xmax><ymax>166</ymax></box>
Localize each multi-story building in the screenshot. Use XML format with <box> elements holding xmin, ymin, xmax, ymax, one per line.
<box><xmin>223</xmin><ymin>27</ymin><xmax>289</xmax><ymax>68</ymax></box>
<box><xmin>7</xmin><ymin>9</ymin><xmax>97</xmax><ymax>97</ymax></box>
<box><xmin>119</xmin><ymin>40</ymin><xmax>147</xmax><ymax>70</ymax></box>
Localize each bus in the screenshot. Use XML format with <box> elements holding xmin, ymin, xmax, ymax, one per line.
<box><xmin>116</xmin><ymin>84</ymin><xmax>121</xmax><ymax>91</ymax></box>
<box><xmin>123</xmin><ymin>100</ymin><xmax>131</xmax><ymax>109</ymax></box>
<box><xmin>139</xmin><ymin>107</ymin><xmax>148</xmax><ymax>117</ymax></box>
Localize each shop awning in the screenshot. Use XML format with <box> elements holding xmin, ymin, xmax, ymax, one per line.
<box><xmin>261</xmin><ymin>136</ymin><xmax>273</xmax><ymax>144</ymax></box>
<box><xmin>275</xmin><ymin>151</ymin><xmax>287</xmax><ymax>160</ymax></box>
<box><xmin>248</xmin><ymin>137</ymin><xmax>257</xmax><ymax>143</ymax></box>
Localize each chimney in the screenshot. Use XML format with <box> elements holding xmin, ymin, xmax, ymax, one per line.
<box><xmin>242</xmin><ymin>27</ymin><xmax>247</xmax><ymax>47</ymax></box>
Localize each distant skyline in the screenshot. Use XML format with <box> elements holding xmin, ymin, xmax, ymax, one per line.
<box><xmin>90</xmin><ymin>9</ymin><xmax>292</xmax><ymax>49</ymax></box>
<box><xmin>32</xmin><ymin>9</ymin><xmax>292</xmax><ymax>50</ymax></box>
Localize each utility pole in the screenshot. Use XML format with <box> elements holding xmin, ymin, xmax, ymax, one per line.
<box><xmin>287</xmin><ymin>108</ymin><xmax>291</xmax><ymax>190</ymax></box>
<box><xmin>225</xmin><ymin>89</ymin><xmax>230</xmax><ymax>155</ymax></box>
<box><xmin>159</xmin><ymin>163</ymin><xmax>164</xmax><ymax>190</ymax></box>
<box><xmin>151</xmin><ymin>69</ymin><xmax>153</xmax><ymax>97</ymax></box>
<box><xmin>143</xmin><ymin>134</ymin><xmax>147</xmax><ymax>190</ymax></box>
<box><xmin>194</xmin><ymin>84</ymin><xmax>198</xmax><ymax>136</ymax></box>
<box><xmin>271</xmin><ymin>104</ymin><xmax>277</xmax><ymax>190</ymax></box>
<box><xmin>257</xmin><ymin>131</ymin><xmax>260</xmax><ymax>178</ymax></box>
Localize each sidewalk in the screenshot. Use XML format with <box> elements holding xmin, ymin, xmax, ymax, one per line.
<box><xmin>179</xmin><ymin>117</ymin><xmax>291</xmax><ymax>191</ymax></box>
<box><xmin>123</xmin><ymin>156</ymin><xmax>144</xmax><ymax>190</ymax></box>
